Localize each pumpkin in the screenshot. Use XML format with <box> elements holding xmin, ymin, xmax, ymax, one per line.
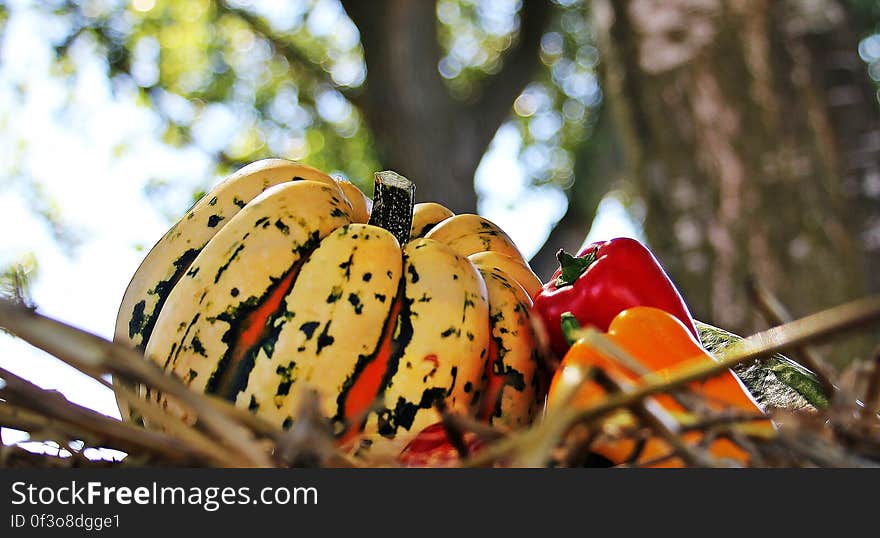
<box><xmin>114</xmin><ymin>158</ymin><xmax>544</xmax><ymax>457</ymax></box>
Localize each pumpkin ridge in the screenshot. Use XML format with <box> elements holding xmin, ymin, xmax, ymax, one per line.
<box><xmin>127</xmin><ymin>247</ymin><xmax>201</xmax><ymax>349</ymax></box>
<box><xmin>478</xmin><ymin>327</ymin><xmax>505</xmax><ymax>421</ymax></box>
<box><xmin>116</xmin><ymin>159</ymin><xmax>342</xmax><ymax>352</ymax></box>
<box><xmin>204</xmin><ymin>258</ymin><xmax>307</xmax><ymax>400</ymax></box>
<box><xmin>335</xmin><ymin>275</ymin><xmax>412</xmax><ymax>443</ymax></box>
<box><xmin>471</xmin><ymin>266</ymin><xmax>542</xmax><ymax>427</ymax></box>
<box><xmin>144</xmin><ymin>179</ymin><xmax>352</xmax><ymax>415</ymax></box>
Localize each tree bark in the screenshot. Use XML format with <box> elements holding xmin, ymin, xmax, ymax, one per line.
<box><xmin>592</xmin><ymin>0</ymin><xmax>880</xmax><ymax>359</ymax></box>
<box><xmin>341</xmin><ymin>0</ymin><xmax>552</xmax><ymax>212</ymax></box>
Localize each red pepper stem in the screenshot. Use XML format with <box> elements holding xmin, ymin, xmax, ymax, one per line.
<box><xmin>560</xmin><ymin>312</ymin><xmax>582</xmax><ymax>346</ymax></box>
<box><xmin>555</xmin><ymin>248</ymin><xmax>597</xmax><ymax>287</ymax></box>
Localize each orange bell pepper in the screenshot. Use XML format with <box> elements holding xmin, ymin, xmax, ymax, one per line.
<box><xmin>547</xmin><ymin>306</ymin><xmax>773</xmax><ymax>467</ymax></box>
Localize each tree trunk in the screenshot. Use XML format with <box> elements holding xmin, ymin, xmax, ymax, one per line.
<box><xmin>341</xmin><ymin>0</ymin><xmax>552</xmax><ymax>213</ymax></box>
<box><xmin>592</xmin><ymin>0</ymin><xmax>880</xmax><ymax>360</ymax></box>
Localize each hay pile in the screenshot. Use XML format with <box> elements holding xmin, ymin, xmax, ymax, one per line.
<box><xmin>2</xmin><ymin>282</ymin><xmax>880</xmax><ymax>468</ymax></box>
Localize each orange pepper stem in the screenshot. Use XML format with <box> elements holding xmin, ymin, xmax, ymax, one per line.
<box><xmin>560</xmin><ymin>311</ymin><xmax>582</xmax><ymax>346</ymax></box>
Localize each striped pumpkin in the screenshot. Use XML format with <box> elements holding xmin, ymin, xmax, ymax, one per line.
<box><xmin>114</xmin><ymin>159</ymin><xmax>545</xmax><ymax>458</ymax></box>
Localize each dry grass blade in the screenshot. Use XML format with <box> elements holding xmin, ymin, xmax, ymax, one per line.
<box><xmin>771</xmin><ymin>418</ymin><xmax>878</xmax><ymax>468</ymax></box>
<box><xmin>202</xmin><ymin>395</ymin><xmax>281</xmax><ymax>439</ymax></box>
<box><xmin>747</xmin><ymin>277</ymin><xmax>837</xmax><ymax>396</ymax></box>
<box><xmin>114</xmin><ymin>380</ymin><xmax>281</xmax><ymax>441</ymax></box>
<box><xmin>273</xmin><ymin>389</ymin><xmax>357</xmax><ymax>468</ymax></box>
<box><xmin>0</xmin><ymin>299</ymin><xmax>273</xmax><ymax>467</ymax></box>
<box><xmin>863</xmin><ymin>348</ymin><xmax>880</xmax><ymax>416</ymax></box>
<box><xmin>498</xmin><ymin>364</ymin><xmax>597</xmax><ymax>467</ymax></box>
<box><xmin>110</xmin><ymin>382</ymin><xmax>246</xmax><ymax>466</ymax></box>
<box><xmin>439</xmin><ymin>411</ymin><xmax>507</xmax><ymax>443</ymax></box>
<box><xmin>569</xmin><ymin>324</ymin><xmax>720</xmax><ymax>413</ymax></box>
<box><xmin>1</xmin><ymin>445</ymin><xmax>120</xmax><ymax>468</ymax></box>
<box><xmin>0</xmin><ymin>368</ymin><xmax>218</xmax><ymax>464</ymax></box>
<box><xmin>590</xmin><ymin>368</ymin><xmax>721</xmax><ymax>467</ymax></box>
<box><xmin>0</xmin><ymin>402</ymin><xmax>101</xmax><ymax>449</ymax></box>
<box><xmin>435</xmin><ymin>400</ymin><xmax>471</xmax><ymax>459</ymax></box>
<box><xmin>680</xmin><ymin>411</ymin><xmax>770</xmax><ymax>432</ymax></box>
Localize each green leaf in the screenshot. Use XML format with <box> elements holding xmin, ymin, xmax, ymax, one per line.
<box><xmin>695</xmin><ymin>320</ymin><xmax>828</xmax><ymax>410</ymax></box>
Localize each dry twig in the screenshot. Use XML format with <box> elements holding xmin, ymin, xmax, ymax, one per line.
<box><xmin>0</xmin><ymin>368</ymin><xmax>219</xmax><ymax>464</ymax></box>
<box><xmin>747</xmin><ymin>277</ymin><xmax>837</xmax><ymax>397</ymax></box>
<box><xmin>0</xmin><ymin>299</ymin><xmax>273</xmax><ymax>467</ymax></box>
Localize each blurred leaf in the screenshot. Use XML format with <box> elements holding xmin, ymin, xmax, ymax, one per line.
<box><xmin>0</xmin><ymin>254</ymin><xmax>38</xmax><ymax>311</ymax></box>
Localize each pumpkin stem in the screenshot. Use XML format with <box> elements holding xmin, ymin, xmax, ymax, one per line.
<box><xmin>369</xmin><ymin>170</ymin><xmax>415</xmax><ymax>246</ymax></box>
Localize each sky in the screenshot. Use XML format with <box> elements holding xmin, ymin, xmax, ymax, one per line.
<box><xmin>0</xmin><ymin>0</ymin><xmax>641</xmax><ymax>455</ymax></box>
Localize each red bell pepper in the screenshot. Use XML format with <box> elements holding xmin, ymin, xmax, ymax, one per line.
<box><xmin>533</xmin><ymin>237</ymin><xmax>698</xmax><ymax>357</ymax></box>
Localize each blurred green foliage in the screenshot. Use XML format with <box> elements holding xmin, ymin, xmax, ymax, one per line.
<box><xmin>851</xmin><ymin>0</ymin><xmax>880</xmax><ymax>91</ymax></box>
<box><xmin>0</xmin><ymin>253</ymin><xmax>37</xmax><ymax>309</ymax></box>
<box><xmin>51</xmin><ymin>0</ymin><xmax>379</xmax><ymax>191</ymax></box>
<box><xmin>40</xmin><ymin>0</ymin><xmax>598</xmax><ymax>197</ymax></box>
